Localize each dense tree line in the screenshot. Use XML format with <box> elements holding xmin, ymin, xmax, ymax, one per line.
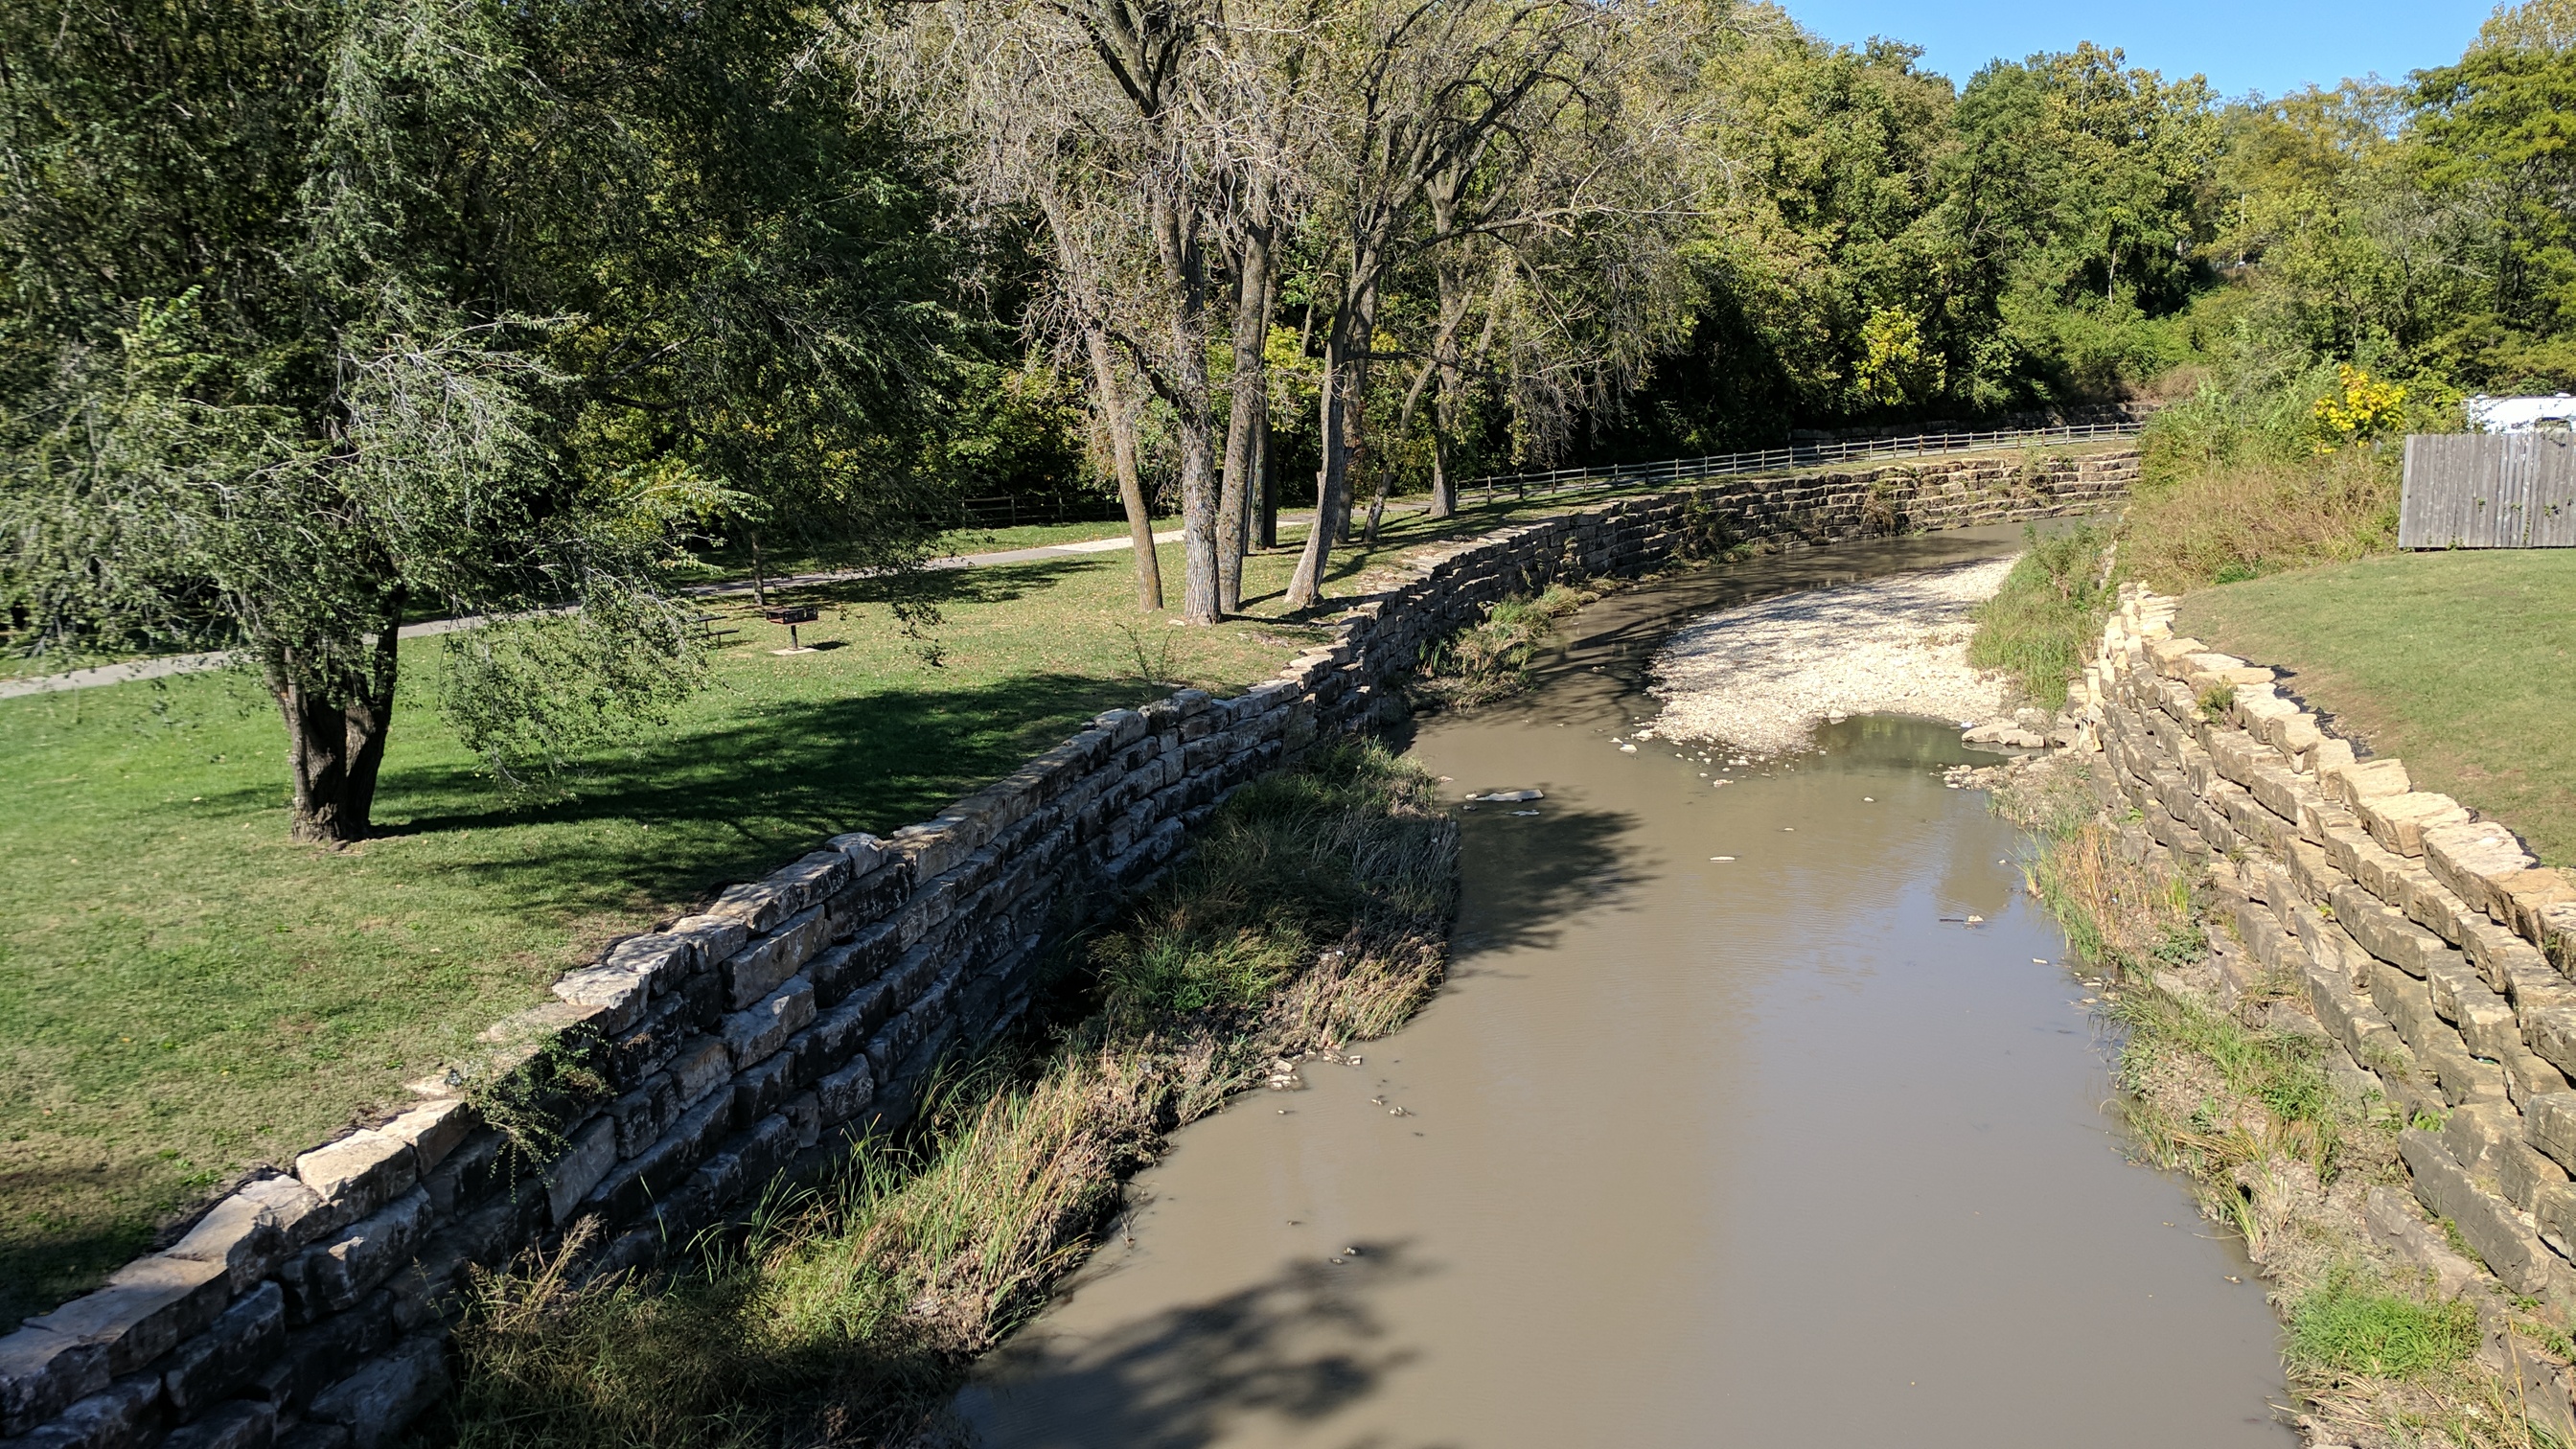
<box><xmin>5</xmin><ymin>0</ymin><xmax>2572</xmax><ymax>838</ymax></box>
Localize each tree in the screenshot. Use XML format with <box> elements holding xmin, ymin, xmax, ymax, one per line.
<box><xmin>0</xmin><ymin>0</ymin><xmax>961</xmax><ymax>840</ymax></box>
<box><xmin>1279</xmin><ymin>0</ymin><xmax>1688</xmax><ymax>611</ymax></box>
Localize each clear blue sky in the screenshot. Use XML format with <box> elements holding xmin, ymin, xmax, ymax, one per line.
<box><xmin>1783</xmin><ymin>0</ymin><xmax>2496</xmax><ymax>100</ymax></box>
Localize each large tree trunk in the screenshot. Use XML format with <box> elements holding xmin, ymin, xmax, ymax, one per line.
<box><xmin>274</xmin><ymin>595</ymin><xmax>402</xmax><ymax>844</ymax></box>
<box><xmin>1285</xmin><ymin>286</ymin><xmax>1375</xmax><ymax>610</ymax></box>
<box><xmin>1255</xmin><ymin>402</ymin><xmax>1276</xmax><ymax>551</ymax></box>
<box><xmin>1216</xmin><ymin>202</ymin><xmax>1275</xmax><ymax>615</ymax></box>
<box><xmin>1151</xmin><ymin>193</ymin><xmax>1222</xmax><ymax>625</ymax></box>
<box><xmin>1084</xmin><ymin>325</ymin><xmax>1163</xmax><ymax>610</ymax></box>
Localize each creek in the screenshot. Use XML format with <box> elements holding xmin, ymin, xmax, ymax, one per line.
<box><xmin>956</xmin><ymin>525</ymin><xmax>2296</xmax><ymax>1447</ymax></box>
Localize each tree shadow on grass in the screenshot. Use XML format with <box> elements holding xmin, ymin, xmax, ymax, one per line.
<box><xmin>954</xmin><ymin>1238</ymin><xmax>1453</xmax><ymax>1449</ymax></box>
<box><xmin>0</xmin><ymin>1158</ymin><xmax>169</xmax><ymax>1330</ymax></box>
<box><xmin>363</xmin><ymin>671</ymin><xmax>1162</xmax><ymax>922</ymax></box>
<box><xmin>759</xmin><ymin>556</ymin><xmax>1108</xmax><ymax>612</ymax></box>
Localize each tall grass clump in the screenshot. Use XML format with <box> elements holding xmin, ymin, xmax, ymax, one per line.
<box><xmin>1966</xmin><ymin>522</ymin><xmax>2116</xmax><ymax>708</ymax></box>
<box><xmin>1410</xmin><ymin>584</ymin><xmax>1590</xmax><ymax>710</ymax></box>
<box><xmin>2288</xmin><ymin>1265</ymin><xmax>2479</xmax><ymax>1382</ymax></box>
<box><xmin>434</xmin><ymin>743</ymin><xmax>1458</xmax><ymax>1448</ymax></box>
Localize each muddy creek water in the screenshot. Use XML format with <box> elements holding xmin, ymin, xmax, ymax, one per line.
<box><xmin>959</xmin><ymin>526</ymin><xmax>2295</xmax><ymax>1447</ymax></box>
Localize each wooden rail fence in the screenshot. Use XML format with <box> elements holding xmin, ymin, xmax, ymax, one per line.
<box><xmin>2401</xmin><ymin>431</ymin><xmax>2576</xmax><ymax>548</ymax></box>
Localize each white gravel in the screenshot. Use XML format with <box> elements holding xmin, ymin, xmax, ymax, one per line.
<box><xmin>1648</xmin><ymin>557</ymin><xmax>2018</xmax><ymax>752</ymax></box>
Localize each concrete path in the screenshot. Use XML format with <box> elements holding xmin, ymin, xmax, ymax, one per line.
<box><xmin>0</xmin><ymin>526</ymin><xmax>1205</xmax><ymax>700</ymax></box>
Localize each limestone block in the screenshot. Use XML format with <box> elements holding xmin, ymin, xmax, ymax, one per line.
<box><xmin>669</xmin><ymin>1039</ymin><xmax>731</xmax><ymax>1110</ymax></box>
<box><xmin>305</xmin><ymin>1331</ymin><xmax>448</xmax><ymax>1449</ymax></box>
<box><xmin>2323</xmin><ymin>756</ymin><xmax>2411</xmax><ymax>810</ymax></box>
<box><xmin>24</xmin><ymin>1253</ymin><xmax>231</xmax><ymax>1379</ymax></box>
<box><xmin>2503</xmin><ymin>1138</ymin><xmax>2571</xmax><ymax>1212</ymax></box>
<box><xmin>542</xmin><ymin>1116</ymin><xmax>618</xmax><ymax>1227</ymax></box>
<box><xmin>0</xmin><ymin>1326</ymin><xmax>108</xmax><ymax>1438</ymax></box>
<box><xmin>2331</xmin><ymin>884</ymin><xmax>2452</xmax><ymax>978</ymax></box>
<box><xmin>2465</xmin><ymin>919</ymin><xmax>2561</xmax><ymax>1003</ymax></box>
<box><xmin>2531</xmin><ymin>1005</ymin><xmax>2576</xmax><ymax>1081</ymax></box>
<box><xmin>2540</xmin><ymin>1182</ymin><xmax>2576</xmax><ymax>1263</ymax></box>
<box><xmin>2291</xmin><ymin>902</ymin><xmax>2374</xmax><ymax>989</ymax></box>
<box><xmin>600</xmin><ymin>932</ymin><xmax>698</xmax><ymax>997</ymax></box>
<box><xmin>2531</xmin><ymin>1093</ymin><xmax>2576</xmax><ymax>1174</ymax></box>
<box><xmin>24</xmin><ymin>1372</ymin><xmax>161</xmax><ymax>1449</ymax></box>
<box><xmin>2390</xmin><ymin>862</ymin><xmax>2470</xmax><ymax>947</ymax></box>
<box><xmin>2358</xmin><ymin>791</ymin><xmax>2474</xmax><ymax>858</ymax></box>
<box><xmin>377</xmin><ymin>1099</ymin><xmax>472</xmax><ymax>1177</ymax></box>
<box><xmin>2403</xmin><ymin>1128</ymin><xmax>2562</xmax><ymax>1297</ymax></box>
<box><xmin>2366</xmin><ymin>1185</ymin><xmax>2479</xmax><ymax>1299</ymax></box>
<box><xmin>2428</xmin><ymin>961</ymin><xmax>2520</xmax><ymax>1063</ymax></box>
<box><xmin>703</xmin><ymin>875</ymin><xmax>798</xmax><ymax>934</ymax></box>
<box><xmin>2276</xmin><ymin>712</ymin><xmax>2324</xmax><ymax>765</ymax></box>
<box><xmin>664</xmin><ymin>915</ymin><xmax>748</xmax><ymax>973</ymax></box>
<box><xmin>2244</xmin><ymin>762</ymin><xmax>2311</xmax><ymax>830</ymax></box>
<box><xmin>2309</xmin><ymin>952</ymin><xmax>2404</xmax><ymax>1069</ymax></box>
<box><xmin>224</xmin><ymin>1182</ymin><xmax>326</xmax><ymax>1267</ymax></box>
<box><xmin>2543</xmin><ymin>904</ymin><xmax>2576</xmax><ymax>978</ymax></box>
<box><xmin>2145</xmin><ymin>635</ymin><xmax>2206</xmax><ymax>674</ymax></box>
<box><xmin>2509</xmin><ymin>1048</ymin><xmax>2576</xmax><ymax>1112</ymax></box>
<box><xmin>2369</xmin><ymin>959</ymin><xmax>2444</xmax><ymax>1051</ymax></box>
<box><xmin>722</xmin><ymin>977</ymin><xmax>816</xmax><ymax>1070</ymax></box>
<box><xmin>2423</xmin><ymin>1038</ymin><xmax>2509</xmax><ymax>1106</ymax></box>
<box><xmin>161</xmin><ymin>1398</ymin><xmax>276</xmax><ymax>1449</ymax></box>
<box><xmin>2311</xmin><ymin>737</ymin><xmax>2358</xmax><ymax>778</ymax></box>
<box><xmin>279</xmin><ymin>1187</ymin><xmax>432</xmax><ymax>1318</ymax></box>
<box><xmin>293</xmin><ymin>1131</ymin><xmax>417</xmax><ymax>1228</ymax></box>
<box><xmin>160</xmin><ymin>1280</ymin><xmax>283</xmax><ymax>1421</ymax></box>
<box><xmin>718</xmin><ymin>904</ymin><xmax>828</xmax><ymax>1011</ymax></box>
<box><xmin>2206</xmin><ymin>728</ymin><xmax>2281</xmax><ymax>791</ymax></box>
<box><xmin>2496</xmin><ymin>868</ymin><xmax>2576</xmax><ymax>949</ymax></box>
<box><xmin>2425</xmin><ymin>820</ymin><xmax>2537</xmax><ymax>923</ymax></box>
<box><xmin>2445</xmin><ymin>1101</ymin><xmax>2520</xmax><ymax>1179</ymax></box>
<box><xmin>2296</xmin><ymin>795</ymin><xmax>2357</xmax><ymax>848</ymax></box>
<box><xmin>549</xmin><ymin>963</ymin><xmax>649</xmax><ymax>1035</ymax></box>
<box><xmin>165</xmin><ymin>1191</ymin><xmax>290</xmax><ymax>1296</ymax></box>
<box><xmin>2232</xmin><ymin>688</ymin><xmax>2301</xmax><ymax>742</ymax></box>
<box><xmin>2285</xmin><ymin>840</ymin><xmax>2349</xmax><ymax>906</ymax></box>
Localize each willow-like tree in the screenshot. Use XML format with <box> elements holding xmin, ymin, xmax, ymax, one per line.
<box><xmin>0</xmin><ymin>0</ymin><xmax>961</xmax><ymax>841</ymax></box>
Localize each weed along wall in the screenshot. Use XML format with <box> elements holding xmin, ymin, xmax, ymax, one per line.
<box><xmin>0</xmin><ymin>447</ymin><xmax>2133</xmax><ymax>1449</ymax></box>
<box><xmin>2084</xmin><ymin>586</ymin><xmax>2576</xmax><ymax>1320</ymax></box>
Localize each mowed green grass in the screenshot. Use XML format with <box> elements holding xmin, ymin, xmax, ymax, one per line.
<box><xmin>0</xmin><ymin>541</ymin><xmax>1349</xmax><ymax>1326</ymax></box>
<box><xmin>2177</xmin><ymin>549</ymin><xmax>2576</xmax><ymax>865</ymax></box>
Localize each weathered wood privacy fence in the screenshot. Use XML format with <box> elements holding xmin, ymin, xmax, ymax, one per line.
<box><xmin>2401</xmin><ymin>431</ymin><xmax>2576</xmax><ymax>548</ymax></box>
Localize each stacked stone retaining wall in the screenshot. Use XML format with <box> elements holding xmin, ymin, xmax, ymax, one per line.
<box><xmin>2082</xmin><ymin>585</ymin><xmax>2576</xmax><ymax>1324</ymax></box>
<box><xmin>0</xmin><ymin>446</ymin><xmax>2134</xmax><ymax>1449</ymax></box>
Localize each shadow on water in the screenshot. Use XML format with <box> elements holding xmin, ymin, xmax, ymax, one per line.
<box><xmin>957</xmin><ymin>1241</ymin><xmax>1450</xmax><ymax>1449</ymax></box>
<box><xmin>1441</xmin><ymin>806</ymin><xmax>1643</xmax><ymax>959</ymax></box>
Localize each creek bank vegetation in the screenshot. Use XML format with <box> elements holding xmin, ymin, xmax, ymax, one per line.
<box><xmin>429</xmin><ymin>743</ymin><xmax>1458</xmax><ymax>1447</ymax></box>
<box><xmin>1984</xmin><ymin>748</ymin><xmax>2573</xmax><ymax>1448</ymax></box>
<box><xmin>1407</xmin><ymin>584</ymin><xmax>1594</xmax><ymax>712</ymax></box>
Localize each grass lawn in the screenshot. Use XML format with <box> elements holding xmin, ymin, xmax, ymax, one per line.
<box><xmin>2176</xmin><ymin>550</ymin><xmax>2576</xmax><ymax>865</ymax></box>
<box><xmin>0</xmin><ymin>438</ymin><xmax>2124</xmax><ymax>1325</ymax></box>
